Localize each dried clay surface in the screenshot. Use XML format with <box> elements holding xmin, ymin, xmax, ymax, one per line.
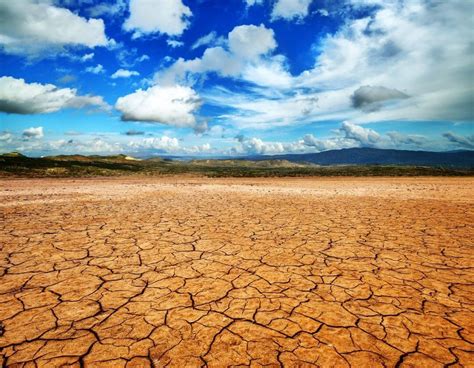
<box><xmin>0</xmin><ymin>177</ymin><xmax>473</xmax><ymax>367</ymax></box>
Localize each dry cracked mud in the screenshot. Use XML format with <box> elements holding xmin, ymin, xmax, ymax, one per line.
<box><xmin>0</xmin><ymin>177</ymin><xmax>473</xmax><ymax>367</ymax></box>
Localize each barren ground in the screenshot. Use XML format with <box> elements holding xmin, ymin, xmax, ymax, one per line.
<box><xmin>0</xmin><ymin>177</ymin><xmax>473</xmax><ymax>367</ymax></box>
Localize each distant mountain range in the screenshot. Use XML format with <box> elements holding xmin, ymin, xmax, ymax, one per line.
<box><xmin>1</xmin><ymin>149</ymin><xmax>473</xmax><ymax>177</ymax></box>
<box><xmin>246</xmin><ymin>148</ymin><xmax>474</xmax><ymax>168</ymax></box>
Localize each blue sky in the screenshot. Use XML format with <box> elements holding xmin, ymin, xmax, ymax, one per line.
<box><xmin>0</xmin><ymin>0</ymin><xmax>473</xmax><ymax>156</ymax></box>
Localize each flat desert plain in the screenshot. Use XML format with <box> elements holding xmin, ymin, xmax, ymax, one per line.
<box><xmin>0</xmin><ymin>177</ymin><xmax>473</xmax><ymax>368</ymax></box>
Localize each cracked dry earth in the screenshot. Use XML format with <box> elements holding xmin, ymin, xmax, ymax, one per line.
<box><xmin>0</xmin><ymin>177</ymin><xmax>473</xmax><ymax>368</ymax></box>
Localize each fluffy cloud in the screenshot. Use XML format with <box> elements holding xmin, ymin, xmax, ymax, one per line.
<box><xmin>204</xmin><ymin>0</ymin><xmax>473</xmax><ymax>131</ymax></box>
<box><xmin>340</xmin><ymin>121</ymin><xmax>381</xmax><ymax>146</ymax></box>
<box><xmin>115</xmin><ymin>85</ymin><xmax>201</xmax><ymax>128</ymax></box>
<box><xmin>0</xmin><ymin>76</ymin><xmax>109</xmax><ymax>114</ymax></box>
<box><xmin>85</xmin><ymin>64</ymin><xmax>105</xmax><ymax>74</ymax></box>
<box><xmin>271</xmin><ymin>0</ymin><xmax>312</xmax><ymax>21</ymax></box>
<box><xmin>297</xmin><ymin>0</ymin><xmax>474</xmax><ymax>123</ymax></box>
<box><xmin>22</xmin><ymin>127</ymin><xmax>44</xmax><ymax>139</ymax></box>
<box><xmin>0</xmin><ymin>0</ymin><xmax>109</xmax><ymax>57</ymax></box>
<box><xmin>234</xmin><ymin>137</ymin><xmax>290</xmax><ymax>155</ymax></box>
<box><xmin>111</xmin><ymin>69</ymin><xmax>140</xmax><ymax>79</ymax></box>
<box><xmin>123</xmin><ymin>0</ymin><xmax>192</xmax><ymax>37</ymax></box>
<box><xmin>302</xmin><ymin>134</ymin><xmax>351</xmax><ymax>151</ymax></box>
<box><xmin>351</xmin><ymin>86</ymin><xmax>409</xmax><ymax>111</ymax></box>
<box><xmin>442</xmin><ymin>132</ymin><xmax>474</xmax><ymax>150</ymax></box>
<box><xmin>157</xmin><ymin>24</ymin><xmax>277</xmax><ymax>85</ymax></box>
<box><xmin>245</xmin><ymin>138</ymin><xmax>282</xmax><ymax>154</ymax></box>
<box><xmin>228</xmin><ymin>24</ymin><xmax>276</xmax><ymax>59</ymax></box>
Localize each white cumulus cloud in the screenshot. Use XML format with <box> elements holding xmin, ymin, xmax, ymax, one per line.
<box><xmin>340</xmin><ymin>121</ymin><xmax>381</xmax><ymax>146</ymax></box>
<box><xmin>157</xmin><ymin>24</ymin><xmax>278</xmax><ymax>86</ymax></box>
<box><xmin>123</xmin><ymin>0</ymin><xmax>192</xmax><ymax>37</ymax></box>
<box><xmin>115</xmin><ymin>85</ymin><xmax>201</xmax><ymax>128</ymax></box>
<box><xmin>302</xmin><ymin>134</ymin><xmax>351</xmax><ymax>151</ymax></box>
<box><xmin>22</xmin><ymin>127</ymin><xmax>44</xmax><ymax>139</ymax></box>
<box><xmin>0</xmin><ymin>0</ymin><xmax>109</xmax><ymax>57</ymax></box>
<box><xmin>228</xmin><ymin>24</ymin><xmax>276</xmax><ymax>59</ymax></box>
<box><xmin>0</xmin><ymin>76</ymin><xmax>110</xmax><ymax>114</ymax></box>
<box><xmin>271</xmin><ymin>0</ymin><xmax>313</xmax><ymax>21</ymax></box>
<box><xmin>111</xmin><ymin>69</ymin><xmax>140</xmax><ymax>79</ymax></box>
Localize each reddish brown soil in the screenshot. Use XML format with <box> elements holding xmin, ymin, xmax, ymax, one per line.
<box><xmin>0</xmin><ymin>177</ymin><xmax>473</xmax><ymax>367</ymax></box>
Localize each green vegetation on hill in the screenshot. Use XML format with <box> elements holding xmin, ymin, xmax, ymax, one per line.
<box><xmin>0</xmin><ymin>153</ymin><xmax>472</xmax><ymax>178</ymax></box>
